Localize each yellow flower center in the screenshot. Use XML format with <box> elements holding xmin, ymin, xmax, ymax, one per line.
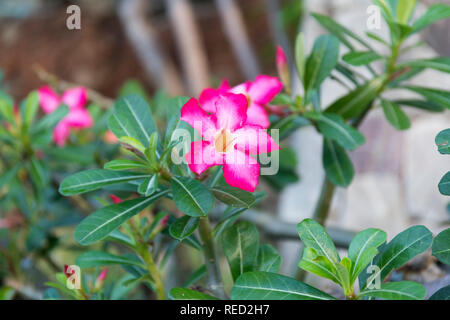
<box><xmin>214</xmin><ymin>129</ymin><xmax>236</xmax><ymax>153</ymax></box>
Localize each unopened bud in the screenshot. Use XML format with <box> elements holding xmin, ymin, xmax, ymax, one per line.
<box><xmin>276</xmin><ymin>45</ymin><xmax>290</xmax><ymax>93</ymax></box>
<box><xmin>95</xmin><ymin>269</ymin><xmax>108</xmax><ymax>289</ymax></box>
<box><xmin>109</xmin><ymin>194</ymin><xmax>123</xmax><ymax>204</ymax></box>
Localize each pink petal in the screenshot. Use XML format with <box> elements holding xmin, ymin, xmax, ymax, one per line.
<box><xmin>234</xmin><ymin>125</ymin><xmax>280</xmax><ymax>155</ymax></box>
<box><xmin>38</xmin><ymin>85</ymin><xmax>60</xmax><ymax>114</ymax></box>
<box><xmin>246</xmin><ymin>103</ymin><xmax>270</xmax><ymax>128</ymax></box>
<box><xmin>230</xmin><ymin>81</ymin><xmax>251</xmax><ymax>96</ymax></box>
<box><xmin>110</xmin><ymin>194</ymin><xmax>123</xmax><ymax>204</ymax></box>
<box><xmin>223</xmin><ymin>149</ymin><xmax>259</xmax><ymax>192</ymax></box>
<box><xmin>185</xmin><ymin>140</ymin><xmax>224</xmax><ymax>174</ymax></box>
<box><xmin>53</xmin><ymin>121</ymin><xmax>70</xmax><ymax>147</ymax></box>
<box><xmin>61</xmin><ymin>87</ymin><xmax>87</xmax><ymax>110</ymax></box>
<box><xmin>248</xmin><ymin>75</ymin><xmax>283</xmax><ymax>104</ymax></box>
<box><xmin>215</xmin><ymin>93</ymin><xmax>248</xmax><ymax>132</ymax></box>
<box><xmin>199</xmin><ymin>88</ymin><xmax>221</xmax><ymax>113</ymax></box>
<box><xmin>276</xmin><ymin>45</ymin><xmax>288</xmax><ymax>66</ymax></box>
<box><xmin>64</xmin><ymin>108</ymin><xmax>93</xmax><ymax>128</ymax></box>
<box><xmin>218</xmin><ymin>79</ymin><xmax>231</xmax><ymax>91</ymax></box>
<box><xmin>181</xmin><ymin>98</ymin><xmax>217</xmax><ymax>141</ymax></box>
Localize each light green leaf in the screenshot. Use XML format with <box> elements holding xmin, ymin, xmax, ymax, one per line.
<box><xmin>403</xmin><ymin>86</ymin><xmax>450</xmax><ymax>109</ymax></box>
<box><xmin>0</xmin><ymin>94</ymin><xmax>14</xmax><ymax>123</ymax></box>
<box><xmin>138</xmin><ymin>175</ymin><xmax>158</xmax><ymax>197</ymax></box>
<box><xmin>304</xmin><ymin>35</ymin><xmax>340</xmax><ymax>92</ymax></box>
<box><xmin>322</xmin><ymin>139</ymin><xmax>354</xmax><ymax>187</ymax></box>
<box><xmin>342</xmin><ymin>51</ymin><xmax>382</xmax><ymax>66</ymax></box>
<box><xmin>24</xmin><ymin>91</ymin><xmax>39</xmax><ymax>127</ymax></box>
<box><xmin>76</xmin><ymin>251</ymin><xmax>145</xmax><ymax>268</ymax></box>
<box><xmin>295</xmin><ymin>32</ymin><xmax>306</xmax><ymax>82</ymax></box>
<box><xmin>222</xmin><ymin>221</ymin><xmax>259</xmax><ymax>281</ymax></box>
<box><xmin>257</xmin><ymin>244</ymin><xmax>282</xmax><ymax>273</ymax></box>
<box><xmin>230</xmin><ymin>271</ymin><xmax>336</xmax><ymax>300</ymax></box>
<box><xmin>381</xmin><ymin>99</ymin><xmax>410</xmax><ymax>130</ymax></box>
<box><xmin>412</xmin><ymin>4</ymin><xmax>450</xmax><ymax>33</ymax></box>
<box><xmin>104</xmin><ymin>159</ymin><xmax>149</xmax><ymax>171</ymax></box>
<box><xmin>298</xmin><ymin>247</ymin><xmax>340</xmax><ymax>284</ymax></box>
<box><xmin>118</xmin><ymin>136</ymin><xmax>146</xmax><ymax>154</ymax></box>
<box><xmin>432</xmin><ymin>228</ymin><xmax>450</xmax><ymax>265</ymax></box>
<box><xmin>165</xmin><ymin>96</ymin><xmax>190</xmax><ymax>147</ymax></box>
<box><xmin>171</xmin><ymin>176</ymin><xmax>214</xmax><ymax>217</ymax></box>
<box><xmin>74</xmin><ymin>190</ymin><xmax>169</xmax><ymax>245</ymax></box>
<box><xmin>169</xmin><ymin>216</ymin><xmax>199</xmax><ymax>241</ymax></box>
<box><xmin>169</xmin><ymin>288</ymin><xmax>219</xmax><ymax>300</ymax></box>
<box><xmin>297</xmin><ymin>218</ymin><xmax>340</xmax><ymax>263</ymax></box>
<box><xmin>436</xmin><ymin>129</ymin><xmax>450</xmax><ymax>154</ymax></box>
<box><xmin>60</xmin><ymin>169</ymin><xmax>150</xmax><ymax>196</ymax></box>
<box><xmin>403</xmin><ymin>57</ymin><xmax>450</xmax><ymax>73</ymax></box>
<box><xmin>108</xmin><ymin>94</ymin><xmax>157</xmax><ymax>148</ymax></box>
<box><xmin>211</xmin><ymin>185</ymin><xmax>256</xmax><ymax>208</ymax></box>
<box><xmin>397</xmin><ymin>0</ymin><xmax>417</xmax><ymax>24</ymax></box>
<box><xmin>439</xmin><ymin>172</ymin><xmax>450</xmax><ymax>196</ymax></box>
<box><xmin>306</xmin><ymin>112</ymin><xmax>365</xmax><ymax>150</ymax></box>
<box><xmin>359</xmin><ymin>281</ymin><xmax>426</xmax><ymax>300</ymax></box>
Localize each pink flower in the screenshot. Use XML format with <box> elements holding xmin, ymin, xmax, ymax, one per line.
<box><xmin>109</xmin><ymin>194</ymin><xmax>123</xmax><ymax>204</ymax></box>
<box><xmin>276</xmin><ymin>45</ymin><xmax>290</xmax><ymax>90</ymax></box>
<box><xmin>181</xmin><ymin>93</ymin><xmax>280</xmax><ymax>192</ymax></box>
<box><xmin>199</xmin><ymin>75</ymin><xmax>283</xmax><ymax>128</ymax></box>
<box><xmin>38</xmin><ymin>85</ymin><xmax>93</xmax><ymax>147</ymax></box>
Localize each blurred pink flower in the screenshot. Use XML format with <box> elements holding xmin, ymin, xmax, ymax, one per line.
<box><xmin>199</xmin><ymin>75</ymin><xmax>283</xmax><ymax>128</ymax></box>
<box><xmin>38</xmin><ymin>85</ymin><xmax>93</xmax><ymax>147</ymax></box>
<box><xmin>181</xmin><ymin>93</ymin><xmax>280</xmax><ymax>192</ymax></box>
<box><xmin>276</xmin><ymin>45</ymin><xmax>290</xmax><ymax>90</ymax></box>
<box><xmin>109</xmin><ymin>194</ymin><xmax>123</xmax><ymax>204</ymax></box>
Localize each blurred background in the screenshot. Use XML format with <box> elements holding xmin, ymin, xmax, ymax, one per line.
<box><xmin>0</xmin><ymin>0</ymin><xmax>449</xmax><ymax>298</ymax></box>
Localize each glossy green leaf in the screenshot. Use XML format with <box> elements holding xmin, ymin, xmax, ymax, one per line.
<box><xmin>439</xmin><ymin>172</ymin><xmax>450</xmax><ymax>196</ymax></box>
<box><xmin>108</xmin><ymin>94</ymin><xmax>157</xmax><ymax>148</ymax></box>
<box><xmin>138</xmin><ymin>175</ymin><xmax>158</xmax><ymax>197</ymax></box>
<box><xmin>171</xmin><ymin>176</ymin><xmax>214</xmax><ymax>217</ymax></box>
<box><xmin>306</xmin><ymin>112</ymin><xmax>365</xmax><ymax>150</ymax></box>
<box><xmin>360</xmin><ymin>225</ymin><xmax>432</xmax><ymax>290</ymax></box>
<box><xmin>76</xmin><ymin>251</ymin><xmax>145</xmax><ymax>268</ymax></box>
<box><xmin>322</xmin><ymin>139</ymin><xmax>354</xmax><ymax>187</ymax></box>
<box><xmin>169</xmin><ymin>216</ymin><xmax>199</xmax><ymax>241</ymax></box>
<box><xmin>297</xmin><ymin>218</ymin><xmax>340</xmax><ymax>263</ymax></box>
<box><xmin>381</xmin><ymin>100</ymin><xmax>410</xmax><ymax>130</ymax></box>
<box><xmin>326</xmin><ymin>76</ymin><xmax>385</xmax><ymax>119</ymax></box>
<box><xmin>436</xmin><ymin>129</ymin><xmax>450</xmax><ymax>154</ymax></box>
<box><xmin>342</xmin><ymin>51</ymin><xmax>381</xmax><ymax>66</ymax></box>
<box><xmin>222</xmin><ymin>221</ymin><xmax>259</xmax><ymax>281</ymax></box>
<box><xmin>257</xmin><ymin>244</ymin><xmax>282</xmax><ymax>273</ymax></box>
<box><xmin>429</xmin><ymin>285</ymin><xmax>450</xmax><ymax>300</ymax></box>
<box><xmin>230</xmin><ymin>271</ymin><xmax>336</xmax><ymax>300</ymax></box>
<box><xmin>359</xmin><ymin>281</ymin><xmax>426</xmax><ymax>300</ymax></box>
<box><xmin>169</xmin><ymin>288</ymin><xmax>219</xmax><ymax>300</ymax></box>
<box><xmin>60</xmin><ymin>169</ymin><xmax>150</xmax><ymax>196</ymax></box>
<box><xmin>211</xmin><ymin>185</ymin><xmax>256</xmax><ymax>208</ymax></box>
<box><xmin>74</xmin><ymin>190</ymin><xmax>169</xmax><ymax>245</ymax></box>
<box><xmin>403</xmin><ymin>86</ymin><xmax>450</xmax><ymax>109</ymax></box>
<box><xmin>304</xmin><ymin>35</ymin><xmax>340</xmax><ymax>91</ymax></box>
<box><xmin>348</xmin><ymin>228</ymin><xmax>387</xmax><ymax>281</ymax></box>
<box><xmin>298</xmin><ymin>247</ymin><xmax>340</xmax><ymax>284</ymax></box>
<box><xmin>403</xmin><ymin>57</ymin><xmax>450</xmax><ymax>73</ymax></box>
<box><xmin>412</xmin><ymin>4</ymin><xmax>450</xmax><ymax>33</ymax></box>
<box><xmin>104</xmin><ymin>159</ymin><xmax>149</xmax><ymax>171</ymax></box>
<box><xmin>432</xmin><ymin>228</ymin><xmax>450</xmax><ymax>265</ymax></box>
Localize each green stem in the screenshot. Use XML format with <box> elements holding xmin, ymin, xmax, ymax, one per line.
<box><xmin>198</xmin><ymin>216</ymin><xmax>226</xmax><ymax>299</ymax></box>
<box><xmin>141</xmin><ymin>248</ymin><xmax>165</xmax><ymax>300</ymax></box>
<box><xmin>312</xmin><ymin>178</ymin><xmax>336</xmax><ymax>225</ymax></box>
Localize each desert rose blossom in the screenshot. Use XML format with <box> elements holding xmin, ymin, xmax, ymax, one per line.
<box><xmin>38</xmin><ymin>85</ymin><xmax>93</xmax><ymax>147</ymax></box>
<box><xmin>276</xmin><ymin>45</ymin><xmax>290</xmax><ymax>92</ymax></box>
<box><xmin>199</xmin><ymin>75</ymin><xmax>283</xmax><ymax>128</ymax></box>
<box><xmin>181</xmin><ymin>93</ymin><xmax>280</xmax><ymax>192</ymax></box>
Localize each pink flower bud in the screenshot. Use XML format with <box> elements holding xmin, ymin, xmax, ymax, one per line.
<box><xmin>276</xmin><ymin>45</ymin><xmax>290</xmax><ymax>92</ymax></box>
<box><xmin>109</xmin><ymin>194</ymin><xmax>123</xmax><ymax>204</ymax></box>
<box><xmin>97</xmin><ymin>269</ymin><xmax>108</xmax><ymax>282</ymax></box>
<box><xmin>104</xmin><ymin>130</ymin><xmax>118</xmax><ymax>144</ymax></box>
<box><xmin>160</xmin><ymin>215</ymin><xmax>169</xmax><ymax>228</ymax></box>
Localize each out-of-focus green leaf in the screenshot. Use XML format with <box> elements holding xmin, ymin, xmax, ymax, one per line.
<box><xmin>381</xmin><ymin>99</ymin><xmax>410</xmax><ymax>130</ymax></box>
<box><xmin>322</xmin><ymin>139</ymin><xmax>354</xmax><ymax>187</ymax></box>
<box><xmin>432</xmin><ymin>228</ymin><xmax>450</xmax><ymax>265</ymax></box>
<box><xmin>436</xmin><ymin>129</ymin><xmax>450</xmax><ymax>154</ymax></box>
<box><xmin>342</xmin><ymin>51</ymin><xmax>382</xmax><ymax>66</ymax></box>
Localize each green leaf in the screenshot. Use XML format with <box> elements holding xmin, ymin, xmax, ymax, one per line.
<box><xmin>412</xmin><ymin>3</ymin><xmax>450</xmax><ymax>33</ymax></box>
<box><xmin>211</xmin><ymin>185</ymin><xmax>256</xmax><ymax>208</ymax></box>
<box><xmin>169</xmin><ymin>216</ymin><xmax>199</xmax><ymax>241</ymax></box>
<box><xmin>429</xmin><ymin>285</ymin><xmax>450</xmax><ymax>300</ymax></box>
<box><xmin>436</xmin><ymin>129</ymin><xmax>450</xmax><ymax>154</ymax></box>
<box><xmin>348</xmin><ymin>228</ymin><xmax>387</xmax><ymax>282</ymax></box>
<box><xmin>403</xmin><ymin>57</ymin><xmax>450</xmax><ymax>73</ymax></box>
<box><xmin>439</xmin><ymin>172</ymin><xmax>450</xmax><ymax>196</ymax></box>
<box><xmin>322</xmin><ymin>139</ymin><xmax>354</xmax><ymax>187</ymax></box>
<box><xmin>0</xmin><ymin>94</ymin><xmax>14</xmax><ymax>123</ymax></box>
<box><xmin>138</xmin><ymin>175</ymin><xmax>158</xmax><ymax>197</ymax></box>
<box><xmin>23</xmin><ymin>91</ymin><xmax>39</xmax><ymax>127</ymax></box>
<box><xmin>305</xmin><ymin>112</ymin><xmax>365</xmax><ymax>150</ymax></box>
<box><xmin>304</xmin><ymin>35</ymin><xmax>340</xmax><ymax>92</ymax></box>
<box><xmin>108</xmin><ymin>94</ymin><xmax>157</xmax><ymax>148</ymax></box>
<box><xmin>432</xmin><ymin>228</ymin><xmax>450</xmax><ymax>265</ymax></box>
<box><xmin>342</xmin><ymin>51</ymin><xmax>381</xmax><ymax>66</ymax></box>
<box><xmin>104</xmin><ymin>159</ymin><xmax>149</xmax><ymax>171</ymax></box>
<box><xmin>31</xmin><ymin>105</ymin><xmax>69</xmax><ymax>133</ymax></box>
<box><xmin>257</xmin><ymin>244</ymin><xmax>282</xmax><ymax>273</ymax></box>
<box><xmin>171</xmin><ymin>176</ymin><xmax>214</xmax><ymax>217</ymax></box>
<box><xmin>394</xmin><ymin>99</ymin><xmax>443</xmax><ymax>112</ymax></box>
<box><xmin>0</xmin><ymin>286</ymin><xmax>15</xmax><ymax>300</ymax></box>
<box><xmin>326</xmin><ymin>76</ymin><xmax>386</xmax><ymax>119</ymax></box>
<box><xmin>381</xmin><ymin>100</ymin><xmax>410</xmax><ymax>130</ymax></box>
<box><xmin>76</xmin><ymin>251</ymin><xmax>145</xmax><ymax>268</ymax></box>
<box><xmin>230</xmin><ymin>271</ymin><xmax>336</xmax><ymax>300</ymax></box>
<box><xmin>360</xmin><ymin>225</ymin><xmax>432</xmax><ymax>290</ymax></box>
<box><xmin>359</xmin><ymin>281</ymin><xmax>426</xmax><ymax>300</ymax></box>
<box><xmin>222</xmin><ymin>221</ymin><xmax>259</xmax><ymax>281</ymax></box>
<box><xmin>397</xmin><ymin>0</ymin><xmax>417</xmax><ymax>24</ymax></box>
<box><xmin>105</xmin><ymin>229</ymin><xmax>134</xmax><ymax>247</ymax></box>
<box><xmin>295</xmin><ymin>32</ymin><xmax>306</xmax><ymax>82</ymax></box>
<box><xmin>298</xmin><ymin>247</ymin><xmax>340</xmax><ymax>284</ymax></box>
<box><xmin>145</xmin><ymin>132</ymin><xmax>159</xmax><ymax>167</ymax></box>
<box><xmin>118</xmin><ymin>136</ymin><xmax>146</xmax><ymax>154</ymax></box>
<box><xmin>168</xmin><ymin>288</ymin><xmax>219</xmax><ymax>300</ymax></box>
<box><xmin>60</xmin><ymin>169</ymin><xmax>150</xmax><ymax>196</ymax></box>
<box><xmin>403</xmin><ymin>86</ymin><xmax>450</xmax><ymax>109</ymax></box>
<box><xmin>297</xmin><ymin>218</ymin><xmax>340</xmax><ymax>263</ymax></box>
<box><xmin>165</xmin><ymin>96</ymin><xmax>190</xmax><ymax>147</ymax></box>
<box><xmin>74</xmin><ymin>190</ymin><xmax>169</xmax><ymax>245</ymax></box>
